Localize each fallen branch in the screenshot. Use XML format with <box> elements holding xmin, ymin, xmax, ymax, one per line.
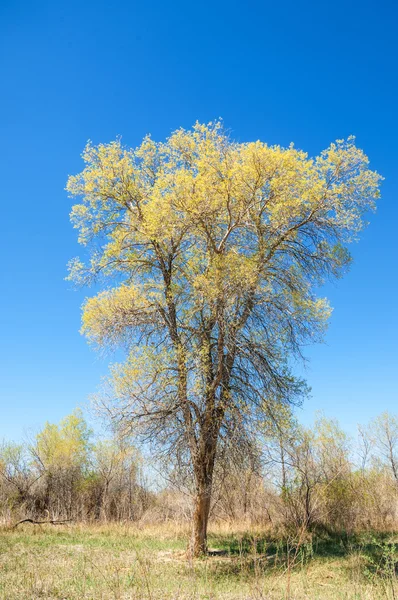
<box><xmin>12</xmin><ymin>518</ymin><xmax>72</xmax><ymax>529</ymax></box>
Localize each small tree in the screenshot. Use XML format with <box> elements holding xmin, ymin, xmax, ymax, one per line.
<box><xmin>371</xmin><ymin>412</ymin><xmax>398</xmax><ymax>484</ymax></box>
<box><xmin>32</xmin><ymin>410</ymin><xmax>92</xmax><ymax>518</ymax></box>
<box><xmin>67</xmin><ymin>121</ymin><xmax>380</xmax><ymax>555</ymax></box>
<box><xmin>92</xmin><ymin>438</ymin><xmax>143</xmax><ymax>521</ymax></box>
<box><xmin>0</xmin><ymin>442</ymin><xmax>37</xmax><ymax>515</ymax></box>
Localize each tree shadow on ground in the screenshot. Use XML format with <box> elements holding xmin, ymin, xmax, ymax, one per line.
<box><xmin>205</xmin><ymin>530</ymin><xmax>398</xmax><ymax>577</ymax></box>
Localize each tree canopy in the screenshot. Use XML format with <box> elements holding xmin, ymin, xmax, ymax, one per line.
<box><xmin>67</xmin><ymin>121</ymin><xmax>381</xmax><ymax>554</ymax></box>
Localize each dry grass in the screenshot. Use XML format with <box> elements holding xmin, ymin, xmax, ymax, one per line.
<box><xmin>0</xmin><ymin>522</ymin><xmax>397</xmax><ymax>599</ymax></box>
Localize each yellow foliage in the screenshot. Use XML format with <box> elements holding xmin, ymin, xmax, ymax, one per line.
<box><xmin>35</xmin><ymin>410</ymin><xmax>91</xmax><ymax>471</ymax></box>
<box><xmin>66</xmin><ymin>121</ymin><xmax>381</xmax><ymax>445</ymax></box>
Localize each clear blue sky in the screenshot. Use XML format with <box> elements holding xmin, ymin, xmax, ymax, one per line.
<box><xmin>0</xmin><ymin>0</ymin><xmax>397</xmax><ymax>440</ymax></box>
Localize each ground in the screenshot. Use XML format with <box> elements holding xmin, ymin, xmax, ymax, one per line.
<box><xmin>0</xmin><ymin>522</ymin><xmax>397</xmax><ymax>599</ymax></box>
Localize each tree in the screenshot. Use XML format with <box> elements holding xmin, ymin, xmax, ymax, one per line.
<box><xmin>67</xmin><ymin>121</ymin><xmax>381</xmax><ymax>555</ymax></box>
<box><xmin>32</xmin><ymin>410</ymin><xmax>92</xmax><ymax>518</ymax></box>
<box><xmin>371</xmin><ymin>412</ymin><xmax>398</xmax><ymax>484</ymax></box>
<box><xmin>0</xmin><ymin>442</ymin><xmax>38</xmax><ymax>512</ymax></box>
<box><xmin>92</xmin><ymin>437</ymin><xmax>143</xmax><ymax>521</ymax></box>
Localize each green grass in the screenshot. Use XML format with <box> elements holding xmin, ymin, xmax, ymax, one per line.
<box><xmin>1</xmin><ymin>523</ymin><xmax>398</xmax><ymax>599</ymax></box>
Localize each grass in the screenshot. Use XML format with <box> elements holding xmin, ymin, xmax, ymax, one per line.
<box><xmin>1</xmin><ymin>522</ymin><xmax>398</xmax><ymax>599</ymax></box>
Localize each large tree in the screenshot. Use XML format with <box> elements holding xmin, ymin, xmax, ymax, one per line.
<box><xmin>67</xmin><ymin>121</ymin><xmax>380</xmax><ymax>555</ymax></box>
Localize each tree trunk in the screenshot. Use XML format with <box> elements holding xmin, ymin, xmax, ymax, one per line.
<box><xmin>187</xmin><ymin>391</ymin><xmax>221</xmax><ymax>556</ymax></box>
<box><xmin>189</xmin><ymin>433</ymin><xmax>217</xmax><ymax>557</ymax></box>
<box><xmin>191</xmin><ymin>481</ymin><xmax>212</xmax><ymax>557</ymax></box>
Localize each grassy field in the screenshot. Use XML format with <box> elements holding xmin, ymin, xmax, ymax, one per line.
<box><xmin>1</xmin><ymin>522</ymin><xmax>398</xmax><ymax>599</ymax></box>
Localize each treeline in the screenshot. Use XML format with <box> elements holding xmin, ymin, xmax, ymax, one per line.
<box><xmin>0</xmin><ymin>411</ymin><xmax>152</xmax><ymax>523</ymax></box>
<box><xmin>2</xmin><ymin>409</ymin><xmax>398</xmax><ymax>533</ymax></box>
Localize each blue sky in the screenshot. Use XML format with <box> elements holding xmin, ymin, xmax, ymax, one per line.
<box><xmin>0</xmin><ymin>0</ymin><xmax>397</xmax><ymax>440</ymax></box>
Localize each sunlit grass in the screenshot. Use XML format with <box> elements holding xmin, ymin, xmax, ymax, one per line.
<box><xmin>1</xmin><ymin>522</ymin><xmax>397</xmax><ymax>599</ymax></box>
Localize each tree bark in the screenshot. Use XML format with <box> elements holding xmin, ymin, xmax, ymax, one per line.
<box><xmin>189</xmin><ymin>427</ymin><xmax>218</xmax><ymax>557</ymax></box>
<box><xmin>191</xmin><ymin>479</ymin><xmax>212</xmax><ymax>556</ymax></box>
